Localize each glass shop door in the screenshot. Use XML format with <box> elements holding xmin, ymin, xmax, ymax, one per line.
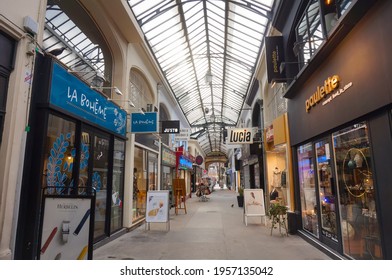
<box><xmin>80</xmin><ymin>127</ymin><xmax>111</xmax><ymax>242</ymax></box>
<box><xmin>315</xmin><ymin>138</ymin><xmax>341</xmax><ymax>251</ymax></box>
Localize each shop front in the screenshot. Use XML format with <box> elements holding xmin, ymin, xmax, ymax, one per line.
<box><xmin>176</xmin><ymin>148</ymin><xmax>194</xmax><ymax>197</ymax></box>
<box><xmin>161</xmin><ymin>145</ymin><xmax>176</xmax><ymax>207</ymax></box>
<box><xmin>133</xmin><ymin>138</ymin><xmax>159</xmax><ymax>223</ymax></box>
<box><xmin>286</xmin><ymin>0</ymin><xmax>392</xmax><ymax>259</ymax></box>
<box><xmin>264</xmin><ymin>113</ymin><xmax>293</xmax><ymax>210</ymax></box>
<box><xmin>16</xmin><ymin>56</ymin><xmax>126</xmax><ymax>259</ymax></box>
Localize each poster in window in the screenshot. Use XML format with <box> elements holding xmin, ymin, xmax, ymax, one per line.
<box><xmin>39</xmin><ymin>197</ymin><xmax>93</xmax><ymax>260</ymax></box>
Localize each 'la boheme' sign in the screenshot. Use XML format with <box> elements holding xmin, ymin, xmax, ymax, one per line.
<box><xmin>305</xmin><ymin>75</ymin><xmax>353</xmax><ymax>113</ymax></box>
<box><xmin>50</xmin><ymin>63</ymin><xmax>127</xmax><ymax>136</ymax></box>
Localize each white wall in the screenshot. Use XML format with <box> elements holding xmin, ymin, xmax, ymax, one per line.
<box><xmin>0</xmin><ymin>0</ymin><xmax>47</xmax><ymax>260</ymax></box>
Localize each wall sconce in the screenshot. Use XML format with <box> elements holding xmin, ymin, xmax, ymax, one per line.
<box><xmin>107</xmin><ymin>98</ymin><xmax>135</xmax><ymax>108</ymax></box>
<box><xmin>279</xmin><ymin>61</ymin><xmax>307</xmax><ymax>74</ymax></box>
<box><xmin>139</xmin><ymin>108</ymin><xmax>145</xmax><ymax>115</ymax></box>
<box><xmin>270</xmin><ymin>78</ymin><xmax>294</xmax><ymax>88</ymax></box>
<box><xmin>67</xmin><ymin>69</ymin><xmax>106</xmax><ymax>87</ymax></box>
<box><xmin>91</xmin><ymin>86</ymin><xmax>123</xmax><ymax>96</ymax></box>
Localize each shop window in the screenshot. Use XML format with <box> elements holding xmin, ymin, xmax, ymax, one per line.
<box><xmin>148</xmin><ymin>152</ymin><xmax>158</xmax><ymax>191</ymax></box>
<box><xmin>297</xmin><ymin>142</ymin><xmax>319</xmax><ymax>237</ymax></box>
<box><xmin>315</xmin><ymin>139</ymin><xmax>338</xmax><ymax>242</ymax></box>
<box><xmin>111</xmin><ymin>138</ymin><xmax>125</xmax><ymax>232</ymax></box>
<box><xmin>92</xmin><ymin>133</ymin><xmax>110</xmax><ymax>239</ymax></box>
<box><xmin>267</xmin><ymin>144</ymin><xmax>290</xmax><ymax>207</ymax></box>
<box><xmin>332</xmin><ymin>122</ymin><xmax>382</xmax><ymax>259</ymax></box>
<box><xmin>133</xmin><ymin>146</ymin><xmax>146</xmax><ymax>222</ymax></box>
<box><xmin>42</xmin><ymin>114</ymin><xmax>76</xmax><ymax>193</ymax></box>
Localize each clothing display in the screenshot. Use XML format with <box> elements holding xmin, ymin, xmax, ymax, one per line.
<box><xmin>272</xmin><ymin>167</ymin><xmax>281</xmax><ymax>188</ymax></box>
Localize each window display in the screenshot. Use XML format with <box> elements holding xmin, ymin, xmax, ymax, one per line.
<box><xmin>43</xmin><ymin>114</ymin><xmax>76</xmax><ymax>193</ymax></box>
<box><xmin>266</xmin><ymin>144</ymin><xmax>290</xmax><ymax>207</ymax></box>
<box><xmin>315</xmin><ymin>139</ymin><xmax>338</xmax><ymax>242</ymax></box>
<box><xmin>297</xmin><ymin>143</ymin><xmax>318</xmax><ymax>237</ymax></box>
<box><xmin>111</xmin><ymin>139</ymin><xmax>125</xmax><ymax>233</ymax></box>
<box><xmin>92</xmin><ymin>133</ymin><xmax>109</xmax><ymax>239</ymax></box>
<box><xmin>333</xmin><ymin>122</ymin><xmax>382</xmax><ymax>259</ymax></box>
<box><xmin>133</xmin><ymin>146</ymin><xmax>146</xmax><ymax>222</ymax></box>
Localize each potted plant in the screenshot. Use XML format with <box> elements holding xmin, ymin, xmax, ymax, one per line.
<box><xmin>268</xmin><ymin>203</ymin><xmax>288</xmax><ymax>236</ymax></box>
<box><xmin>237</xmin><ymin>187</ymin><xmax>244</xmax><ymax>207</ymax></box>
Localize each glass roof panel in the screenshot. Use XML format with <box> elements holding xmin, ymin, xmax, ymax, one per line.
<box><xmin>127</xmin><ymin>0</ymin><xmax>275</xmax><ymax>156</ymax></box>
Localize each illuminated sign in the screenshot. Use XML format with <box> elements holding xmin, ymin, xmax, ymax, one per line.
<box><xmin>305</xmin><ymin>75</ymin><xmax>340</xmax><ymax>112</ymax></box>
<box><xmin>179</xmin><ymin>156</ymin><xmax>193</xmax><ymax>170</ymax></box>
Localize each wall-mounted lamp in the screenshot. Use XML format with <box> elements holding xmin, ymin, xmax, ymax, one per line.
<box><xmin>271</xmin><ymin>78</ymin><xmax>294</xmax><ymax>88</ymax></box>
<box><xmin>91</xmin><ymin>86</ymin><xmax>123</xmax><ymax>96</ymax></box>
<box><xmin>68</xmin><ymin>69</ymin><xmax>106</xmax><ymax>87</ymax></box>
<box><xmin>139</xmin><ymin>108</ymin><xmax>145</xmax><ymax>115</ymax></box>
<box><xmin>107</xmin><ymin>98</ymin><xmax>135</xmax><ymax>108</ymax></box>
<box><xmin>279</xmin><ymin>61</ymin><xmax>307</xmax><ymax>74</ymax></box>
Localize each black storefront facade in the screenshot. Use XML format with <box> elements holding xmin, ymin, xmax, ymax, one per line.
<box><xmin>284</xmin><ymin>0</ymin><xmax>392</xmax><ymax>260</ymax></box>
<box><xmin>15</xmin><ymin>55</ymin><xmax>127</xmax><ymax>259</ymax></box>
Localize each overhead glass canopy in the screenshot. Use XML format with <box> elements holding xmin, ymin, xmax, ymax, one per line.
<box><xmin>128</xmin><ymin>0</ymin><xmax>275</xmax><ymax>156</ymax></box>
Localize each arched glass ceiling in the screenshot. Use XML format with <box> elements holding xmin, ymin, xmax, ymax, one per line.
<box><xmin>128</xmin><ymin>0</ymin><xmax>275</xmax><ymax>156</ymax></box>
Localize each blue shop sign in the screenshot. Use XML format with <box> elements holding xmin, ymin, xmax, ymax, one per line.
<box><xmin>130</xmin><ymin>112</ymin><xmax>158</xmax><ymax>133</ymax></box>
<box><xmin>50</xmin><ymin>63</ymin><xmax>127</xmax><ymax>137</ymax></box>
<box><xmin>179</xmin><ymin>155</ymin><xmax>193</xmax><ymax>170</ymax></box>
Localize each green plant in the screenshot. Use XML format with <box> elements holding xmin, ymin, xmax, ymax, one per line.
<box><xmin>268</xmin><ymin>203</ymin><xmax>288</xmax><ymax>236</ymax></box>
<box><xmin>238</xmin><ymin>187</ymin><xmax>244</xmax><ymax>196</ymax></box>
<box><xmin>268</xmin><ymin>203</ymin><xmax>288</xmax><ymax>217</ymax></box>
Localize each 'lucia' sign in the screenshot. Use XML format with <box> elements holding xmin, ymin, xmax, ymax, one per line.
<box><xmin>226</xmin><ymin>128</ymin><xmax>255</xmax><ymax>144</ymax></box>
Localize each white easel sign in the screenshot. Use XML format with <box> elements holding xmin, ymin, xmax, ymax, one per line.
<box><xmin>146</xmin><ymin>190</ymin><xmax>170</xmax><ymax>223</ymax></box>
<box><xmin>243</xmin><ymin>189</ymin><xmax>266</xmax><ymax>226</ymax></box>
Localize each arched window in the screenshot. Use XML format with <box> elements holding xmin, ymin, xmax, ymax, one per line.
<box><xmin>129</xmin><ymin>69</ymin><xmax>154</xmax><ymax>112</ymax></box>
<box><xmin>44</xmin><ymin>1</ymin><xmax>112</xmax><ymax>97</ymax></box>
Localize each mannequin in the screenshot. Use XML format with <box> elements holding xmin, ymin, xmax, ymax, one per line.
<box><xmin>272</xmin><ymin>167</ymin><xmax>281</xmax><ymax>189</ymax></box>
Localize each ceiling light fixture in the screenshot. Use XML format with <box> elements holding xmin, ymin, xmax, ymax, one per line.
<box><xmin>205</xmin><ymin>70</ymin><xmax>213</xmax><ymax>84</ymax></box>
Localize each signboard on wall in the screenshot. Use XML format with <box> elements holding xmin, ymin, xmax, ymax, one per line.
<box><xmin>265</xmin><ymin>36</ymin><xmax>286</xmax><ymax>83</ymax></box>
<box><xmin>226</xmin><ymin>128</ymin><xmax>255</xmax><ymax>144</ymax></box>
<box><xmin>130</xmin><ymin>112</ymin><xmax>158</xmax><ymax>133</ymax></box>
<box><xmin>50</xmin><ymin>63</ymin><xmax>127</xmax><ymax>137</ymax></box>
<box><xmin>174</xmin><ymin>128</ymin><xmax>190</xmax><ymax>141</ymax></box>
<box><xmin>161</xmin><ymin>120</ymin><xmax>180</xmax><ymax>134</ymax></box>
